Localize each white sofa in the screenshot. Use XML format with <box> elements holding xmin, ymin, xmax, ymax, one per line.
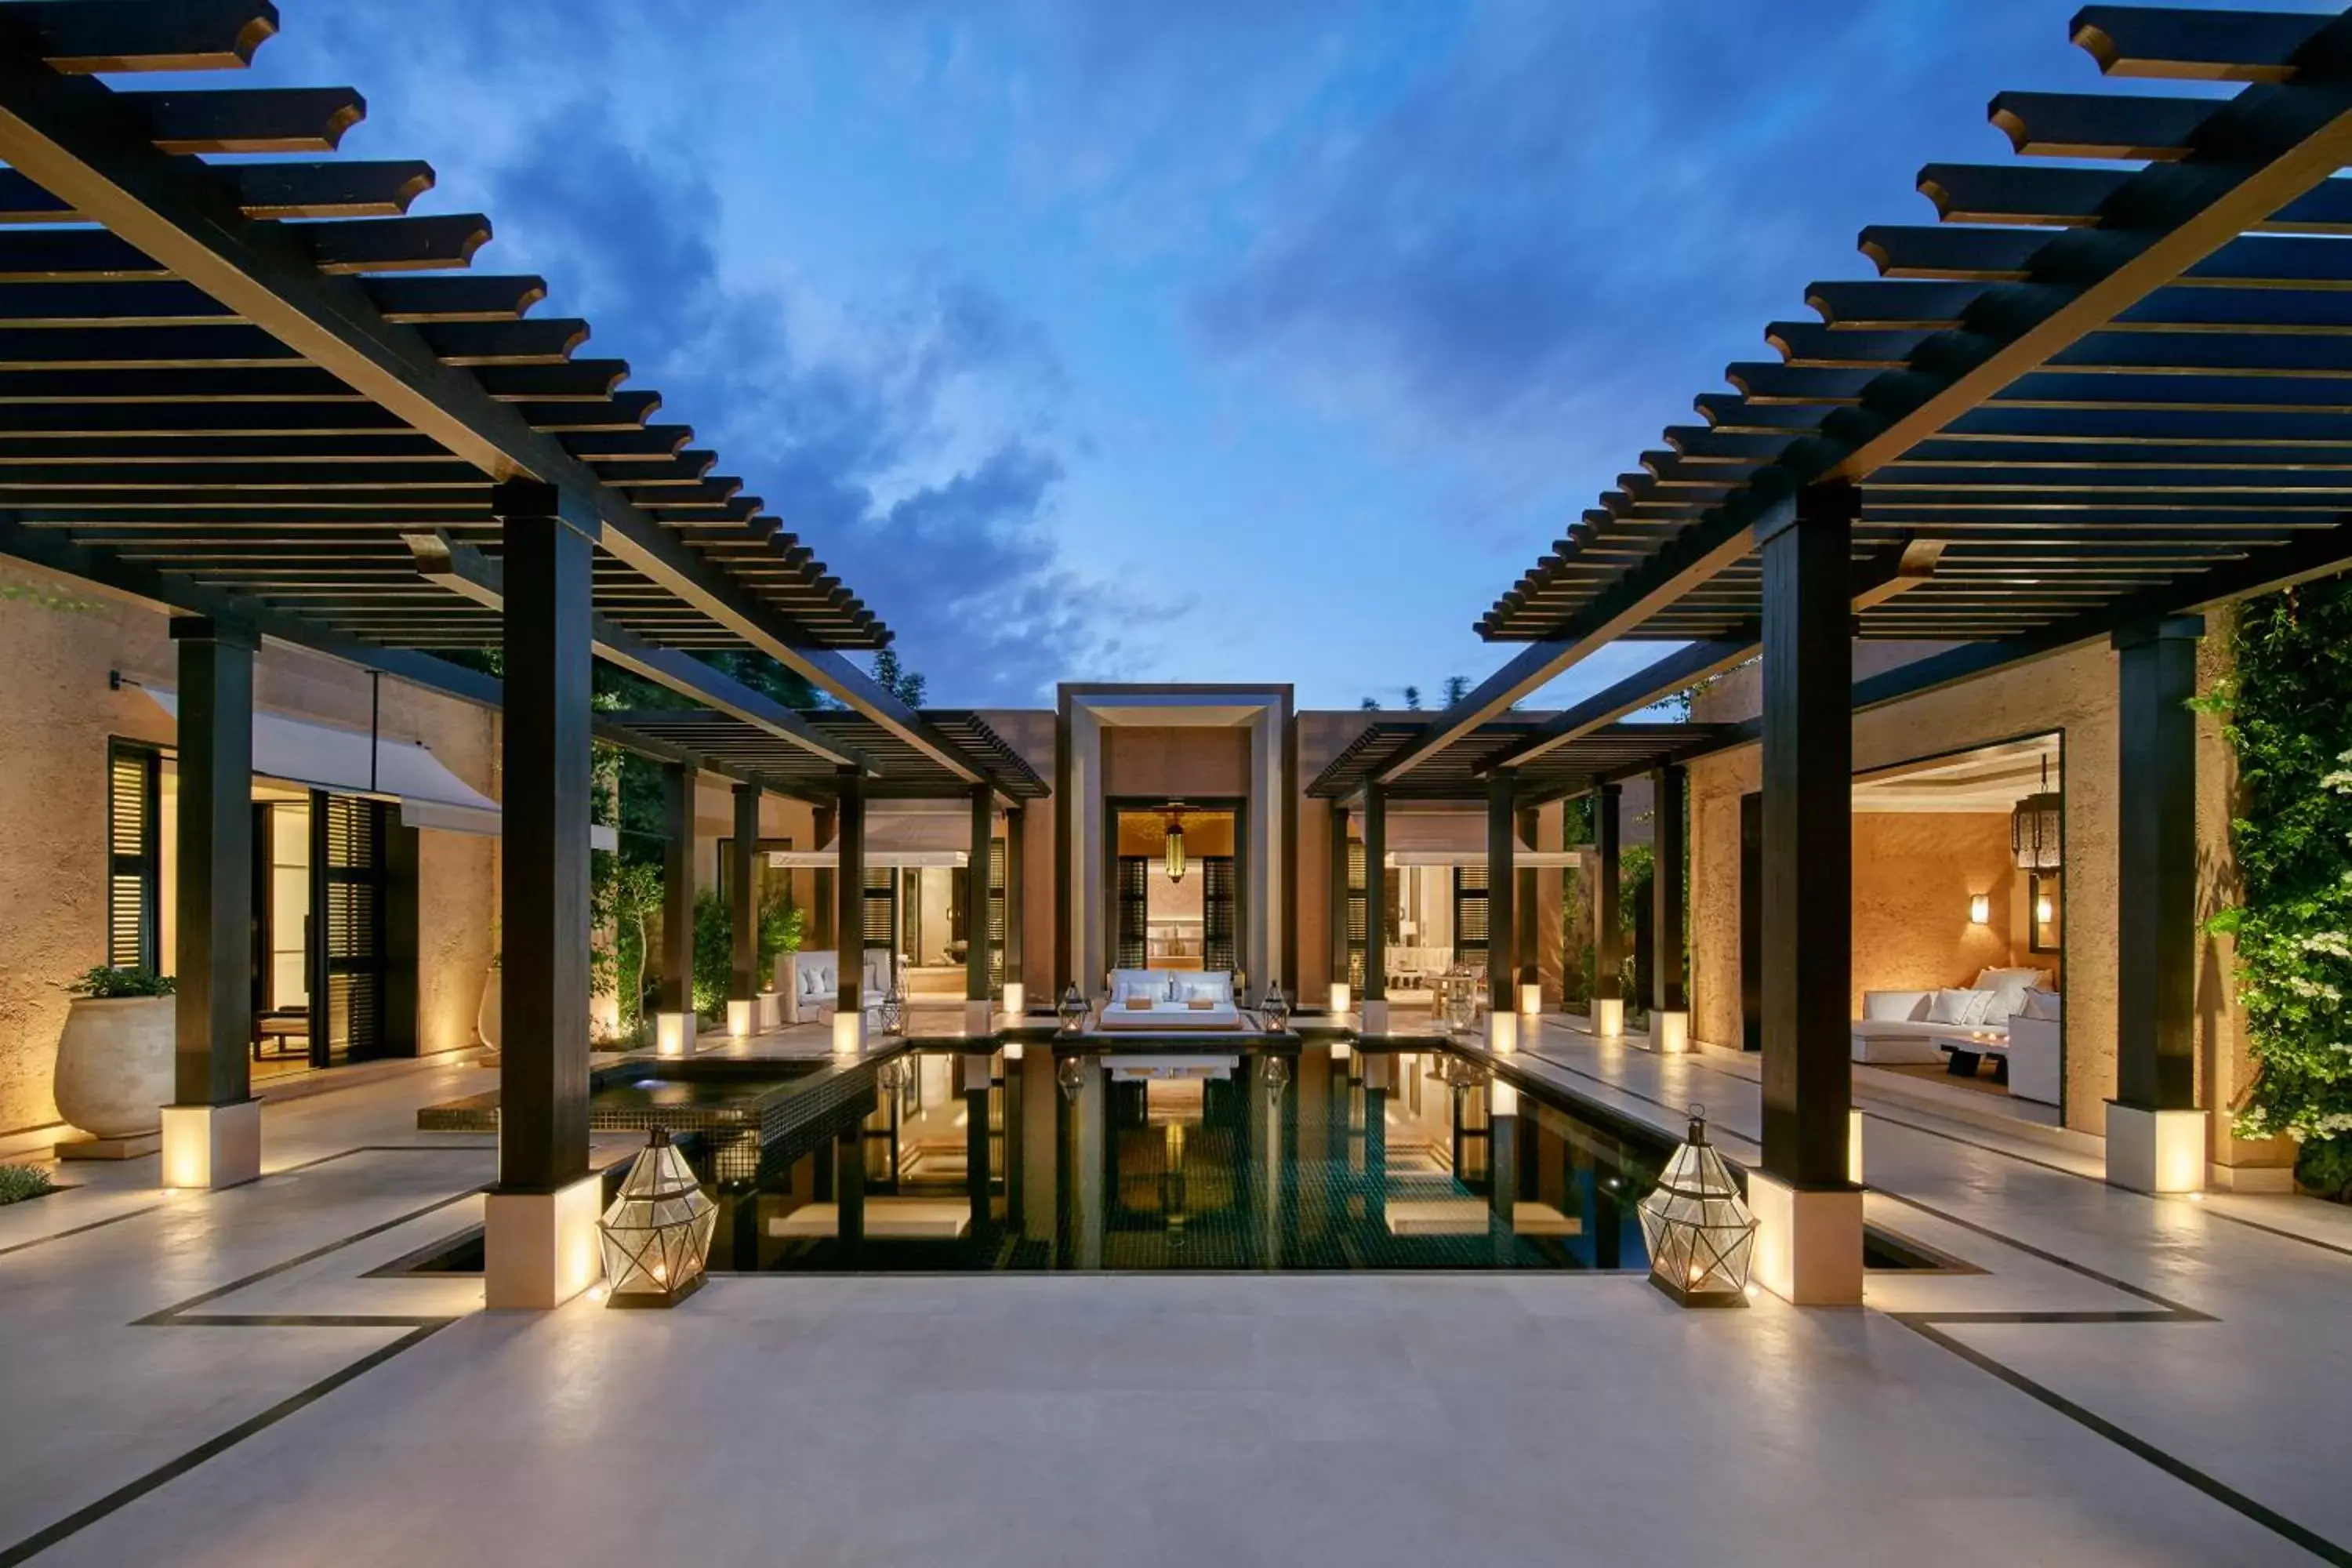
<box><xmin>780</xmin><ymin>949</ymin><xmax>894</xmax><ymax>1026</ymax></box>
<box><xmin>1849</xmin><ymin>968</ymin><xmax>2052</xmax><ymax>1066</ymax></box>
<box><xmin>2005</xmin><ymin>989</ymin><xmax>2062</xmax><ymax>1105</ymax></box>
<box><xmin>1097</xmin><ymin>969</ymin><xmax>1243</xmax><ymax>1031</ymax></box>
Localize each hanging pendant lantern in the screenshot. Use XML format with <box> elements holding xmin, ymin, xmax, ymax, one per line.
<box><xmin>595</xmin><ymin>1126</ymin><xmax>717</xmax><ymax>1308</ymax></box>
<box><xmin>1163</xmin><ymin>804</ymin><xmax>1188</xmax><ymax>884</ymax></box>
<box><xmin>1058</xmin><ymin>982</ymin><xmax>1090</xmax><ymax>1033</ymax></box>
<box><xmin>1636</xmin><ymin>1105</ymin><xmax>1757</xmax><ymax>1308</ymax></box>
<box><xmin>2010</xmin><ymin>755</ymin><xmax>2063</xmax><ymax>872</ymax></box>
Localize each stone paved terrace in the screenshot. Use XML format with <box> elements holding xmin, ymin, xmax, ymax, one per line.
<box><xmin>1</xmin><ymin>1022</ymin><xmax>2347</xmax><ymax>1567</ymax></box>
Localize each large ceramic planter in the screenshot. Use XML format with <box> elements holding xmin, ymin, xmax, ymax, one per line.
<box><xmin>53</xmin><ymin>995</ymin><xmax>175</xmax><ymax>1140</ymax></box>
<box><xmin>477</xmin><ymin>967</ymin><xmax>502</xmax><ymax>1057</ymax></box>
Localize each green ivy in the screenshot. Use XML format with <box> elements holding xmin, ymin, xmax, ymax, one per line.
<box><xmin>2204</xmin><ymin>583</ymin><xmax>2352</xmax><ymax>1197</ymax></box>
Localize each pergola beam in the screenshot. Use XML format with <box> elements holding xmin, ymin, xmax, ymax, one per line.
<box><xmin>0</xmin><ymin>40</ymin><xmax>991</xmax><ymax>786</ymax></box>
<box><xmin>404</xmin><ymin>531</ymin><xmax>873</xmax><ymax>775</ymax></box>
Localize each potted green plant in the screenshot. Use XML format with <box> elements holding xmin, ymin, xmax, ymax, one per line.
<box><xmin>53</xmin><ymin>965</ymin><xmax>176</xmax><ymax>1147</ymax></box>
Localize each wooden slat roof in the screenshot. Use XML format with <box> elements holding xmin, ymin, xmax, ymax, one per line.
<box><xmin>0</xmin><ymin>0</ymin><xmax>887</xmax><ymax>655</ymax></box>
<box><xmin>604</xmin><ymin>709</ymin><xmax>1049</xmax><ymax>802</ymax></box>
<box><xmin>1479</xmin><ymin>4</ymin><xmax>2352</xmax><ymax>646</ymax></box>
<box><xmin>1306</xmin><ymin>717</ymin><xmax>1722</xmax><ymax>803</ymax></box>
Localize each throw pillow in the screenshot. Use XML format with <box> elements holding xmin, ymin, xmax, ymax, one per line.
<box><xmin>1188</xmin><ymin>997</ymin><xmax>1214</xmax><ymax>1011</ymax></box>
<box><xmin>1927</xmin><ymin>988</ymin><xmax>1994</xmax><ymax>1026</ymax></box>
<box><xmin>1123</xmin><ymin>996</ymin><xmax>1153</xmax><ymax>1011</ymax></box>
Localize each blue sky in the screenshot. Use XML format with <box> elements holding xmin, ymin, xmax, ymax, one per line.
<box><xmin>241</xmin><ymin>0</ymin><xmax>2296</xmax><ymax>709</ymax></box>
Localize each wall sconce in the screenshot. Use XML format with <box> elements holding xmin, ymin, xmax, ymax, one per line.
<box><xmin>1968</xmin><ymin>894</ymin><xmax>1991</xmax><ymax>926</ymax></box>
<box><xmin>2036</xmin><ymin>895</ymin><xmax>2054</xmax><ymax>924</ymax></box>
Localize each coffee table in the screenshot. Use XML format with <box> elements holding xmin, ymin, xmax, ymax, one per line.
<box><xmin>1934</xmin><ymin>1030</ymin><xmax>2010</xmax><ymax>1084</ymax></box>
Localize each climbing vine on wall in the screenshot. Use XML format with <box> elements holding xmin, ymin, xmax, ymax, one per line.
<box><xmin>2202</xmin><ymin>582</ymin><xmax>2352</xmax><ymax>1197</ymax></box>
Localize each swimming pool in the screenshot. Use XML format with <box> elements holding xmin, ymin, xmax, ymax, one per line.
<box><xmin>696</xmin><ymin>1044</ymin><xmax>1671</xmax><ymax>1273</ymax></box>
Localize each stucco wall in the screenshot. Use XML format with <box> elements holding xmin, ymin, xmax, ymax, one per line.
<box><xmin>1849</xmin><ymin>812</ymin><xmax>2035</xmax><ymax>1003</ymax></box>
<box><xmin>0</xmin><ymin>569</ymin><xmax>498</xmax><ymax>1135</ymax></box>
<box><xmin>1102</xmin><ymin>725</ymin><xmax>1250</xmax><ymax>800</ymax></box>
<box><xmin>1686</xmin><ymin>637</ymin><xmax>2272</xmax><ymax>1168</ymax></box>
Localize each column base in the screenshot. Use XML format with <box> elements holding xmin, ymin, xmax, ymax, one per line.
<box><xmin>1518</xmin><ymin>982</ymin><xmax>1543</xmax><ymax>1017</ymax></box>
<box><xmin>655</xmin><ymin>1011</ymin><xmax>696</xmax><ymax>1058</ymax></box>
<box><xmin>485</xmin><ymin>1174</ymin><xmax>604</xmax><ymax>1309</ymax></box>
<box><xmin>832</xmin><ymin>1008</ymin><xmax>867</xmax><ymax>1055</ymax></box>
<box><xmin>1849</xmin><ymin>1108</ymin><xmax>1864</xmax><ymax>1187</ymax></box>
<box><xmin>1359</xmin><ymin>999</ymin><xmax>1390</xmax><ymax>1036</ymax></box>
<box><xmin>964</xmin><ymin>999</ymin><xmax>994</xmax><ymax>1037</ymax></box>
<box><xmin>1746</xmin><ymin>1172</ymin><xmax>1863</xmax><ymax>1306</ymax></box>
<box><xmin>1002</xmin><ymin>982</ymin><xmax>1025</xmax><ymax>1020</ymax></box>
<box><xmin>1327</xmin><ymin>983</ymin><xmax>1351</xmax><ymax>1019</ymax></box>
<box><xmin>1644</xmin><ymin>1011</ymin><xmax>1690</xmax><ymax>1054</ymax></box>
<box><xmin>1592</xmin><ymin>996</ymin><xmax>1625</xmax><ymax>1038</ymax></box>
<box><xmin>160</xmin><ymin>1101</ymin><xmax>261</xmax><ymax>1190</ymax></box>
<box><xmin>1484</xmin><ymin>1011</ymin><xmax>1519</xmax><ymax>1054</ymax></box>
<box><xmin>2105</xmin><ymin>1102</ymin><xmax>2207</xmax><ymax>1194</ymax></box>
<box><xmin>726</xmin><ymin>999</ymin><xmax>754</xmax><ymax>1040</ymax></box>
<box><xmin>755</xmin><ymin>993</ymin><xmax>780</xmax><ymax>1033</ymax></box>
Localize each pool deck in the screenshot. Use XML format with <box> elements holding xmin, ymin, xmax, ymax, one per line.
<box><xmin>1</xmin><ymin>1018</ymin><xmax>2347</xmax><ymax>1566</ymax></box>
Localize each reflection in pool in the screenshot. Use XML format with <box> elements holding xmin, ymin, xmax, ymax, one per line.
<box><xmin>693</xmin><ymin>1045</ymin><xmax>1668</xmax><ymax>1273</ymax></box>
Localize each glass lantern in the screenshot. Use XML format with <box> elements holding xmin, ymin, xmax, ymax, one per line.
<box><xmin>1261</xmin><ymin>1053</ymin><xmax>1291</xmax><ymax>1098</ymax></box>
<box><xmin>1058</xmin><ymin>982</ymin><xmax>1090</xmax><ymax>1033</ymax></box>
<box><xmin>1636</xmin><ymin>1105</ymin><xmax>1757</xmax><ymax>1308</ymax></box>
<box><xmin>1260</xmin><ymin>981</ymin><xmax>1291</xmax><ymax>1035</ymax></box>
<box><xmin>1057</xmin><ymin>1053</ymin><xmax>1091</xmax><ymax>1102</ymax></box>
<box><xmin>595</xmin><ymin>1126</ymin><xmax>717</xmax><ymax>1308</ymax></box>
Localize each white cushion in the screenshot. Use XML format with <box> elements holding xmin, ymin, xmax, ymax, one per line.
<box><xmin>1927</xmin><ymin>988</ymin><xmax>1994</xmax><ymax>1026</ymax></box>
<box><xmin>2017</xmin><ymin>987</ymin><xmax>2063</xmax><ymax>1022</ymax></box>
<box><xmin>1973</xmin><ymin>967</ymin><xmax>2049</xmax><ymax>1025</ymax></box>
<box><xmin>1861</xmin><ymin>989</ymin><xmax>1933</xmax><ymax>1023</ymax></box>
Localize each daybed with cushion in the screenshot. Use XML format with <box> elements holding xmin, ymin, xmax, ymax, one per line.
<box><xmin>1848</xmin><ymin>967</ymin><xmax>2051</xmax><ymax>1065</ymax></box>
<box><xmin>780</xmin><ymin>949</ymin><xmax>894</xmax><ymax>1026</ymax></box>
<box><xmin>1097</xmin><ymin>969</ymin><xmax>1244</xmax><ymax>1031</ymax></box>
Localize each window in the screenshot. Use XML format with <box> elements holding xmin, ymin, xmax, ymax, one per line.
<box><xmin>1454</xmin><ymin>864</ymin><xmax>1490</xmax><ymax>960</ymax></box>
<box><xmin>106</xmin><ymin>742</ymin><xmax>162</xmax><ymax>971</ymax></box>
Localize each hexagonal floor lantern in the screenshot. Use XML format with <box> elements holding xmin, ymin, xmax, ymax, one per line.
<box><xmin>596</xmin><ymin>1127</ymin><xmax>717</xmax><ymax>1308</ymax></box>
<box><xmin>1636</xmin><ymin>1105</ymin><xmax>1757</xmax><ymax>1308</ymax></box>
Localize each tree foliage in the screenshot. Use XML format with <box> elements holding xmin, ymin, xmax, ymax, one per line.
<box><xmin>2205</xmin><ymin>583</ymin><xmax>2352</xmax><ymax>1196</ymax></box>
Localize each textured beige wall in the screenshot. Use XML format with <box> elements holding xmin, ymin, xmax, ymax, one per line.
<box><xmin>1849</xmin><ymin>813</ymin><xmax>2033</xmax><ymax>1002</ymax></box>
<box><xmin>0</xmin><ymin>570</ymin><xmax>498</xmax><ymax>1134</ymax></box>
<box><xmin>1686</xmin><ymin>637</ymin><xmax>2271</xmax><ymax>1167</ymax></box>
<box><xmin>1102</xmin><ymin>725</ymin><xmax>1250</xmax><ymax>800</ymax></box>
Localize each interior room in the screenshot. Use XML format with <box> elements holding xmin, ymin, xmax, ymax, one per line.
<box><xmin>1845</xmin><ymin>735</ymin><xmax>2065</xmax><ymax>1120</ymax></box>
<box><xmin>1113</xmin><ymin>804</ymin><xmax>1238</xmax><ymax>975</ymax></box>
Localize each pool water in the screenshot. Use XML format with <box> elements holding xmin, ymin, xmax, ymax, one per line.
<box><xmin>697</xmin><ymin>1045</ymin><xmax>1671</xmax><ymax>1274</ymax></box>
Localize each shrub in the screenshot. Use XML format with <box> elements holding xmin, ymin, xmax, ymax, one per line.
<box><xmin>0</xmin><ymin>1165</ymin><xmax>55</xmax><ymax>1205</ymax></box>
<box><xmin>67</xmin><ymin>965</ymin><xmax>175</xmax><ymax>999</ymax></box>
<box><xmin>2204</xmin><ymin>583</ymin><xmax>2352</xmax><ymax>1196</ymax></box>
<box><xmin>691</xmin><ymin>888</ymin><xmax>806</xmax><ymax>1019</ymax></box>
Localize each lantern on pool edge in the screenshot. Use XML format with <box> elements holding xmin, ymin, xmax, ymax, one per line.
<box><xmin>1260</xmin><ymin>980</ymin><xmax>1291</xmax><ymax>1034</ymax></box>
<box><xmin>596</xmin><ymin>1127</ymin><xmax>717</xmax><ymax>1308</ymax></box>
<box><xmin>1058</xmin><ymin>982</ymin><xmax>1090</xmax><ymax>1033</ymax></box>
<box><xmin>1636</xmin><ymin>1105</ymin><xmax>1757</xmax><ymax>1308</ymax></box>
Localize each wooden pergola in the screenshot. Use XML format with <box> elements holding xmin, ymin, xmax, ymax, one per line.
<box><xmin>0</xmin><ymin>2</ymin><xmax>1025</xmax><ymax>1300</ymax></box>
<box><xmin>1420</xmin><ymin>4</ymin><xmax>2352</xmax><ymax>1296</ymax></box>
<box><xmin>1308</xmin><ymin>717</ymin><xmax>1720</xmax><ymax>1047</ymax></box>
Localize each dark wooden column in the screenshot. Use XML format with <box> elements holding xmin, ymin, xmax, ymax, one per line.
<box><xmin>1486</xmin><ymin>773</ymin><xmax>1516</xmax><ymax>1022</ymax></box>
<box><xmin>811</xmin><ymin>803</ymin><xmax>837</xmax><ymax>949</ymax></box>
<box><xmin>835</xmin><ymin>768</ymin><xmax>866</xmax><ymax>1023</ymax></box>
<box><xmin>729</xmin><ymin>782</ymin><xmax>760</xmax><ymax>1018</ymax></box>
<box><xmin>495</xmin><ymin>485</ymin><xmax>593</xmax><ymax>1194</ymax></box>
<box><xmin>1361</xmin><ymin>786</ymin><xmax>1388</xmax><ymax>1009</ymax></box>
<box><xmin>1593</xmin><ymin>783</ymin><xmax>1623</xmax><ymax>1011</ymax></box>
<box><xmin>1005</xmin><ymin>805</ymin><xmax>1025</xmax><ymax>1008</ymax></box>
<box><xmin>1651</xmin><ymin>764</ymin><xmax>1687</xmax><ymax>1015</ymax></box>
<box><xmin>1758</xmin><ymin>484</ymin><xmax>1854</xmax><ymax>1190</ymax></box>
<box><xmin>170</xmin><ymin>618</ymin><xmax>256</xmax><ymax>1109</ymax></box>
<box><xmin>1327</xmin><ymin>804</ymin><xmax>1351</xmax><ymax>1006</ymax></box>
<box><xmin>658</xmin><ymin>762</ymin><xmax>695</xmax><ymax>1023</ymax></box>
<box><xmin>1515</xmin><ymin>804</ymin><xmax>1540</xmax><ymax>1012</ymax></box>
<box><xmin>966</xmin><ymin>782</ymin><xmax>993</xmax><ymax>1007</ymax></box>
<box><xmin>2114</xmin><ymin>615</ymin><xmax>2202</xmax><ymax>1113</ymax></box>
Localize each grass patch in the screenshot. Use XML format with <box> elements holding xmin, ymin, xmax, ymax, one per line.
<box><xmin>0</xmin><ymin>1164</ymin><xmax>56</xmax><ymax>1205</ymax></box>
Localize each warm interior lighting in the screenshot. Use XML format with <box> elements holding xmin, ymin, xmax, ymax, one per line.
<box><xmin>2036</xmin><ymin>895</ymin><xmax>2054</xmax><ymax>924</ymax></box>
<box><xmin>1968</xmin><ymin>894</ymin><xmax>1991</xmax><ymax>926</ymax></box>
<box><xmin>1163</xmin><ymin>804</ymin><xmax>1187</xmax><ymax>883</ymax></box>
